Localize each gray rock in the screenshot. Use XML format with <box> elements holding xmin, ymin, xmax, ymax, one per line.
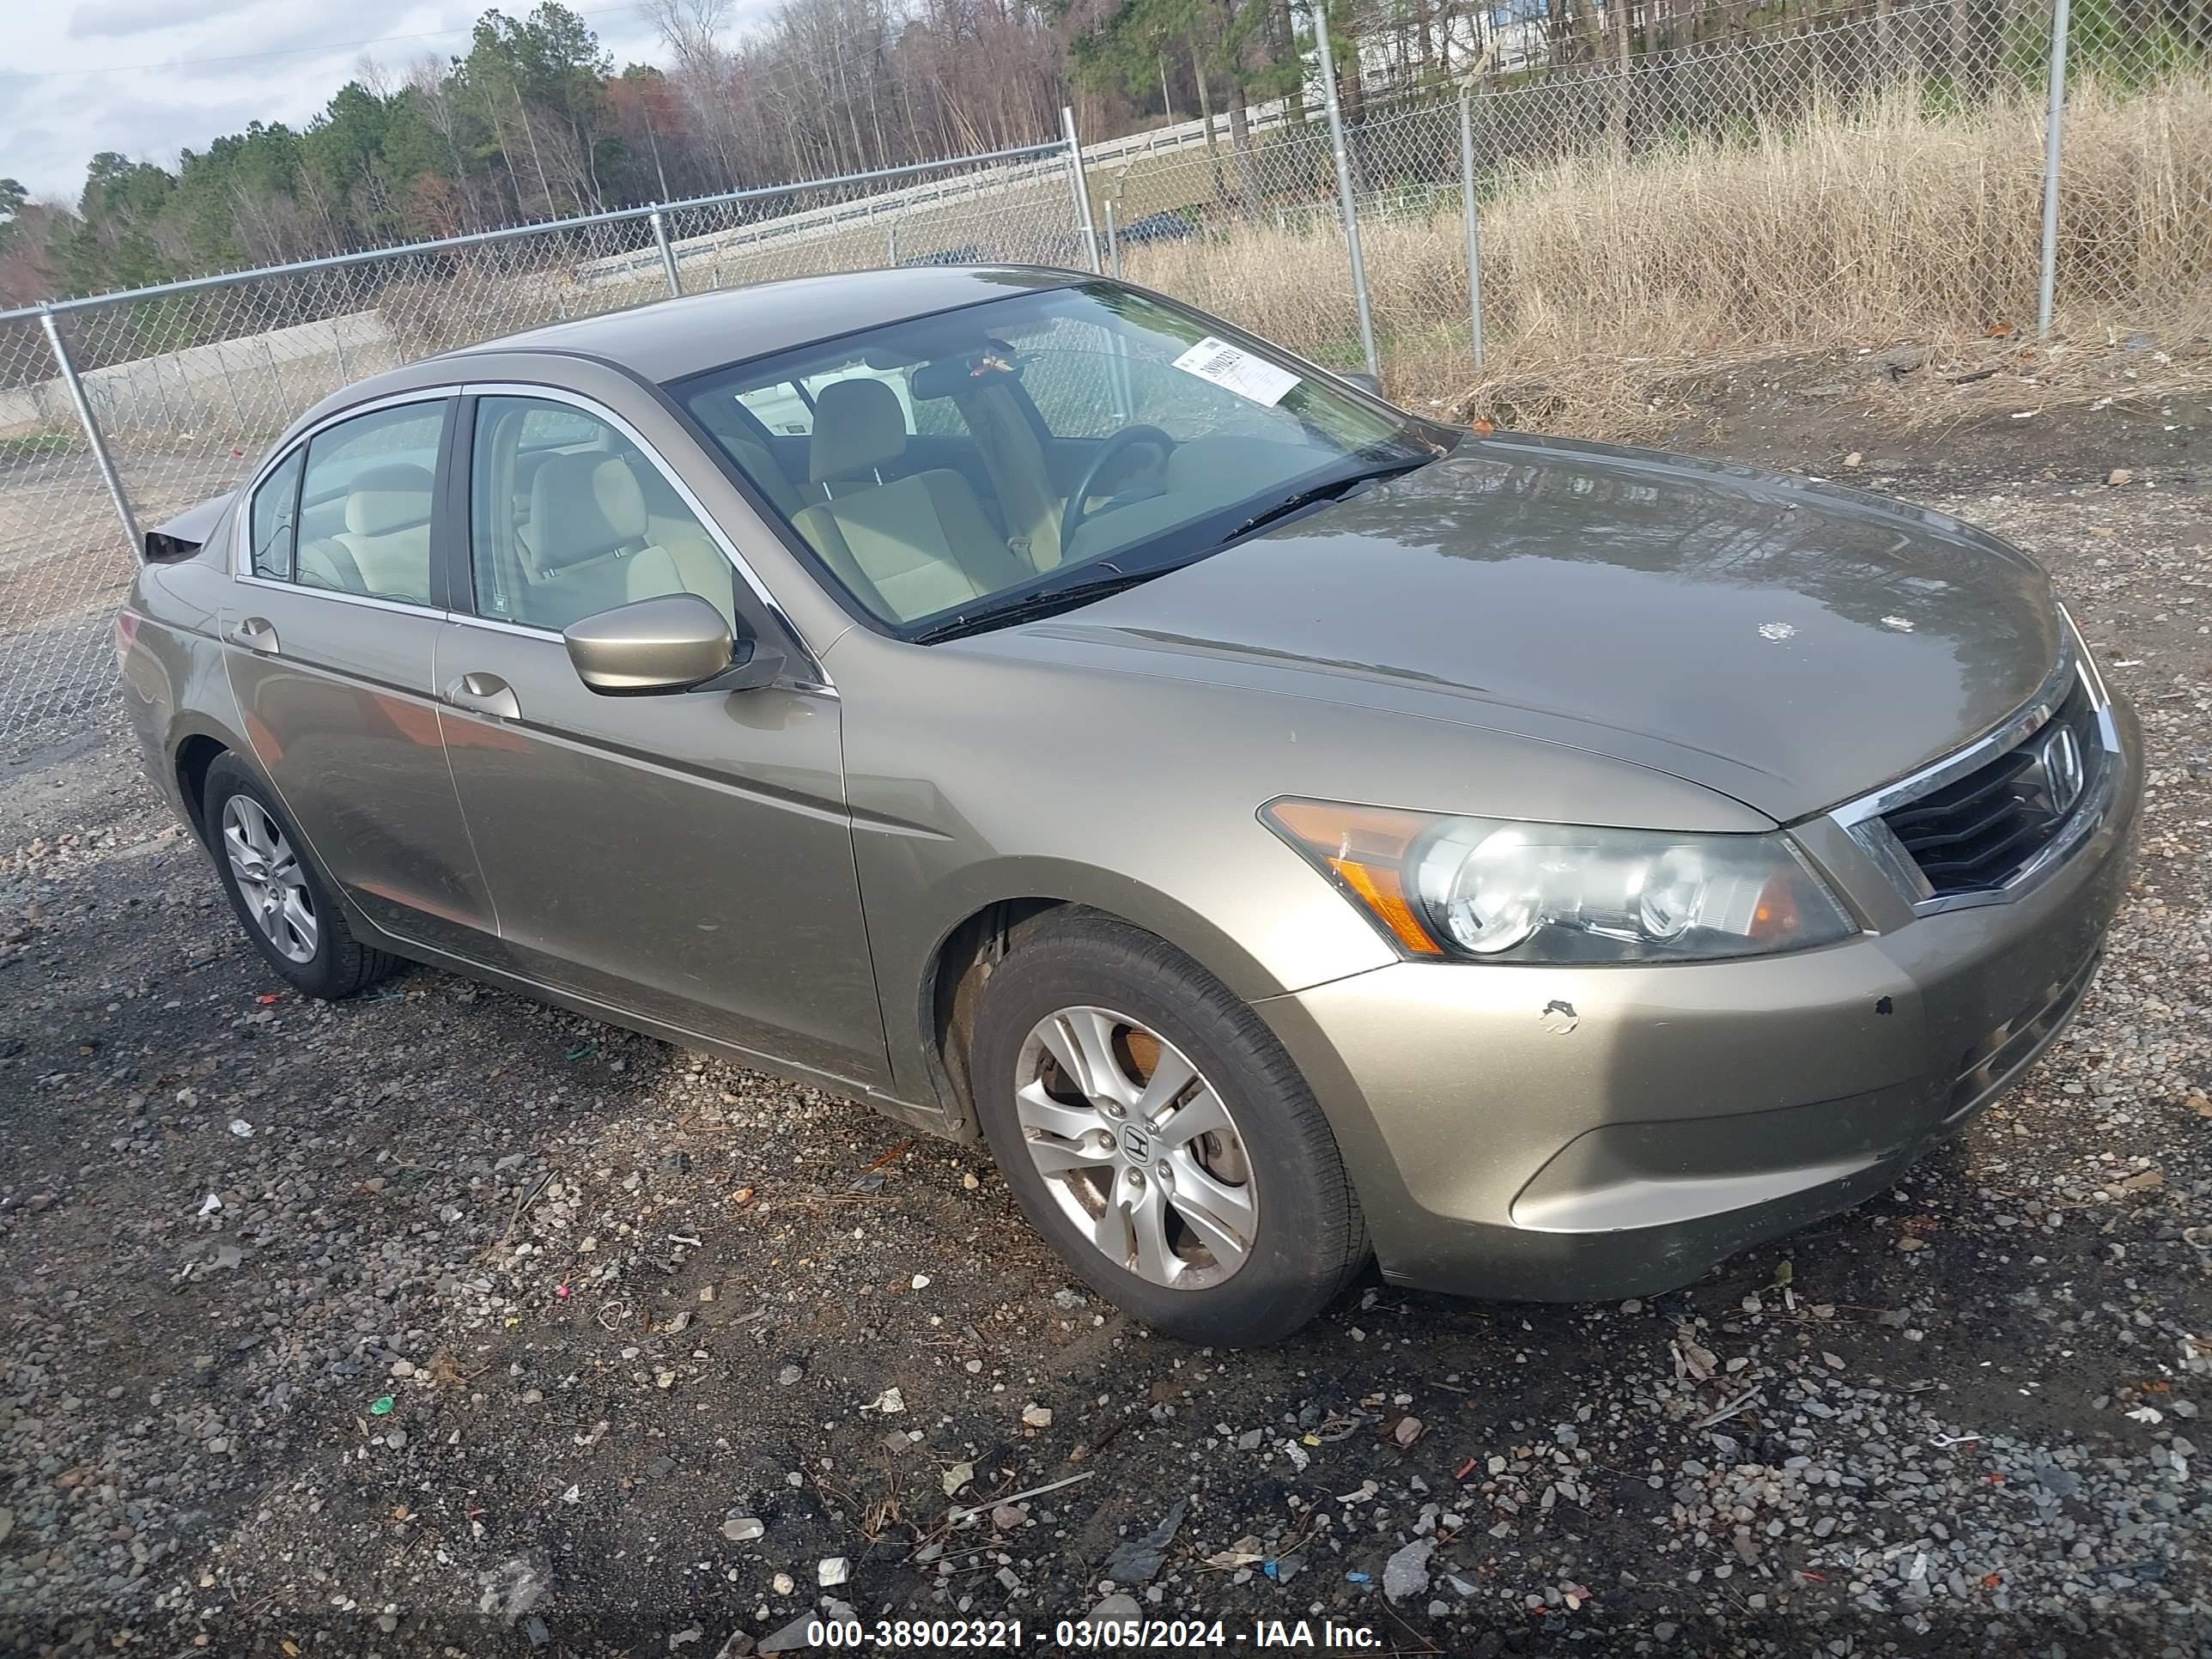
<box><xmin>1382</xmin><ymin>1537</ymin><xmax>1434</xmax><ymax>1603</ymax></box>
<box><xmin>2033</xmin><ymin>1463</ymin><xmax>2082</xmax><ymax>1498</ymax></box>
<box><xmin>758</xmin><ymin>1613</ymin><xmax>818</xmax><ymax>1655</ymax></box>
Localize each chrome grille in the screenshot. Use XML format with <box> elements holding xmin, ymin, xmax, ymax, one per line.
<box><xmin>1881</xmin><ymin>685</ymin><xmax>2102</xmax><ymax>899</ymax></box>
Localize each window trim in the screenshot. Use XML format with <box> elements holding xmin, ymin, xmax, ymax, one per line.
<box><xmin>230</xmin><ymin>387</ymin><xmax>458</xmax><ymax>619</ymax></box>
<box><xmin>453</xmin><ymin>380</ymin><xmax>821</xmax><ymax>684</ymax></box>
<box><xmin>244</xmin><ymin>446</ymin><xmax>306</xmax><ymax>584</ymax></box>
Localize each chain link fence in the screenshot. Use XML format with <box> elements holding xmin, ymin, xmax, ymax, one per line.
<box><xmin>4</xmin><ymin>0</ymin><xmax>2209</xmax><ymax>761</ymax></box>
<box><xmin>1099</xmin><ymin>0</ymin><xmax>2208</xmax><ymax>387</ymax></box>
<box><xmin>0</xmin><ymin>143</ymin><xmax>1080</xmax><ymax>757</ymax></box>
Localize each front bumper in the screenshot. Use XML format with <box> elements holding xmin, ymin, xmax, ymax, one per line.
<box><xmin>1259</xmin><ymin>694</ymin><xmax>2142</xmax><ymax>1303</ymax></box>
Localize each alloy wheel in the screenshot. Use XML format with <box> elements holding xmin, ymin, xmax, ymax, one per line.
<box><xmin>221</xmin><ymin>794</ymin><xmax>318</xmax><ymax>964</ymax></box>
<box><xmin>1014</xmin><ymin>1006</ymin><xmax>1257</xmax><ymax>1289</ymax></box>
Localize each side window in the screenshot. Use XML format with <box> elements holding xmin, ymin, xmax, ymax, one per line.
<box><xmin>294</xmin><ymin>402</ymin><xmax>447</xmax><ymax>605</ymax></box>
<box><xmin>246</xmin><ymin>449</ymin><xmax>303</xmax><ymax>580</ymax></box>
<box><xmin>469</xmin><ymin>395</ymin><xmax>738</xmax><ymax>634</ymax></box>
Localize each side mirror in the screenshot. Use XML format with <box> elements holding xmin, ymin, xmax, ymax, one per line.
<box><xmin>564</xmin><ymin>594</ymin><xmax>782</xmax><ymax>696</ymax></box>
<box><xmin>1340</xmin><ymin>370</ymin><xmax>1384</xmax><ymax>398</ymax></box>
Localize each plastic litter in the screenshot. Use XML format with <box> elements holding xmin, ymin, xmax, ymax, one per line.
<box><xmin>1101</xmin><ymin>1494</ymin><xmax>1187</xmax><ymax>1584</ymax></box>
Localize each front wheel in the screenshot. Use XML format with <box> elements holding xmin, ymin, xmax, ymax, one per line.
<box><xmin>969</xmin><ymin>914</ymin><xmax>1368</xmax><ymax>1345</ymax></box>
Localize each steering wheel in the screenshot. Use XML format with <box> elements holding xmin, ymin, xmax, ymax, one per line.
<box><xmin>1060</xmin><ymin>425</ymin><xmax>1176</xmax><ymax>557</ymax></box>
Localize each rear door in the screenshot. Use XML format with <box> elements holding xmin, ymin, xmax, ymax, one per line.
<box><xmin>433</xmin><ymin>386</ymin><xmax>887</xmax><ymax>1086</ymax></box>
<box><xmin>222</xmin><ymin>392</ymin><xmax>498</xmax><ymax>956</ymax></box>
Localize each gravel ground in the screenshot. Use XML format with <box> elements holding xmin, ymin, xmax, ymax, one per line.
<box><xmin>3</xmin><ymin>393</ymin><xmax>2209</xmax><ymax>1658</ymax></box>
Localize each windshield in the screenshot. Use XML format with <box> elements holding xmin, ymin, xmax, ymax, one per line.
<box><xmin>674</xmin><ymin>282</ymin><xmax>1447</xmax><ymax>636</ymax></box>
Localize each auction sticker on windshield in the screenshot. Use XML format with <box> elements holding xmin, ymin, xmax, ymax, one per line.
<box><xmin>1172</xmin><ymin>337</ymin><xmax>1300</xmax><ymax>406</ymax></box>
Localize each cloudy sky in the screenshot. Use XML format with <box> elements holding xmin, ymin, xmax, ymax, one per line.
<box><xmin>2</xmin><ymin>1</ymin><xmax>683</xmax><ymax>204</ymax></box>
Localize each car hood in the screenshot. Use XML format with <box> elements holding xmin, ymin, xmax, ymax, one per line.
<box><xmin>1002</xmin><ymin>434</ymin><xmax>2062</xmax><ymax>823</ymax></box>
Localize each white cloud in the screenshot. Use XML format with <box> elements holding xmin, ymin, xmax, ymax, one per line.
<box><xmin>66</xmin><ymin>0</ymin><xmax>264</xmax><ymax>39</ymax></box>
<box><xmin>3</xmin><ymin>1</ymin><xmax>669</xmax><ymax>202</ymax></box>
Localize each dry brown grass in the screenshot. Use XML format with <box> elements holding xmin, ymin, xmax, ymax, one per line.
<box><xmin>1121</xmin><ymin>74</ymin><xmax>2212</xmax><ymax>435</ymax></box>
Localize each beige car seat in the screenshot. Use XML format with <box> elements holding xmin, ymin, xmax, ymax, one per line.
<box><xmin>526</xmin><ymin>452</ymin><xmax>734</xmax><ymax>627</ymax></box>
<box><xmin>334</xmin><ymin>462</ymin><xmax>434</xmax><ymax>599</ymax></box>
<box><xmin>723</xmin><ymin>434</ymin><xmax>804</xmax><ymax>520</ymax></box>
<box><xmin>791</xmin><ymin>380</ymin><xmax>1030</xmax><ymax>623</ymax></box>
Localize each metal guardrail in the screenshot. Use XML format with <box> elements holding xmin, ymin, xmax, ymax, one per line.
<box><xmin>0</xmin><ymin>139</ymin><xmax>1079</xmax><ymax>328</ymax></box>
<box><xmin>574</xmin><ymin>104</ymin><xmax>1300</xmax><ymax>286</ymax></box>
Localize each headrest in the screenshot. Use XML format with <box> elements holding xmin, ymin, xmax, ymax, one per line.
<box><xmin>511</xmin><ymin>448</ymin><xmax>555</xmax><ymax>499</ymax></box>
<box><xmin>808</xmin><ymin>379</ymin><xmax>907</xmax><ymax>484</ymax></box>
<box><xmin>530</xmin><ymin>453</ymin><xmax>648</xmax><ymax>570</ymax></box>
<box><xmin>343</xmin><ymin>463</ymin><xmax>434</xmax><ymax>538</ymax></box>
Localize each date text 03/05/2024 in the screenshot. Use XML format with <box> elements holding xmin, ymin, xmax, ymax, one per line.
<box><xmin>804</xmin><ymin>1616</ymin><xmax>1383</xmax><ymax>1650</ymax></box>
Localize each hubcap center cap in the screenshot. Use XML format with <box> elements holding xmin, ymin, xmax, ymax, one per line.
<box><xmin>1117</xmin><ymin>1122</ymin><xmax>1152</xmax><ymax>1163</ymax></box>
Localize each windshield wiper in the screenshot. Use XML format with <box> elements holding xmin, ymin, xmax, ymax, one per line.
<box><xmin>1224</xmin><ymin>455</ymin><xmax>1435</xmax><ymax>544</ymax></box>
<box><xmin>912</xmin><ymin>565</ymin><xmax>1179</xmax><ymax>643</ymax></box>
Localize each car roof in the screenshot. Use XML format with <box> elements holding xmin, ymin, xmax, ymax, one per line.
<box><xmin>446</xmin><ymin>264</ymin><xmax>1088</xmax><ymax>386</ymax></box>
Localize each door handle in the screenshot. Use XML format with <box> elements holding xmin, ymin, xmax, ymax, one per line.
<box><xmin>444</xmin><ymin>672</ymin><xmax>522</xmax><ymax>721</ymax></box>
<box><xmin>228</xmin><ymin>617</ymin><xmax>279</xmax><ymax>654</ymax></box>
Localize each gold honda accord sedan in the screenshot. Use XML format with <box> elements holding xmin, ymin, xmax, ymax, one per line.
<box><xmin>118</xmin><ymin>267</ymin><xmax>2139</xmax><ymax>1344</ymax></box>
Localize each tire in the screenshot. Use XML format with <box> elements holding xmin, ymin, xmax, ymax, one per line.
<box><xmin>201</xmin><ymin>753</ymin><xmax>403</xmax><ymax>1000</ymax></box>
<box><xmin>970</xmin><ymin>912</ymin><xmax>1368</xmax><ymax>1346</ymax></box>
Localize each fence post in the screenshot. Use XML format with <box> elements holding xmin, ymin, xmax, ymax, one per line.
<box><xmin>1460</xmin><ymin>94</ymin><xmax>1486</xmax><ymax>371</ymax></box>
<box><xmin>1061</xmin><ymin>106</ymin><xmax>1103</xmax><ymax>274</ymax></box>
<box><xmin>40</xmin><ymin>307</ymin><xmax>142</xmax><ymax>562</ymax></box>
<box><xmin>212</xmin><ymin>342</ymin><xmax>249</xmax><ymax>429</ymax></box>
<box><xmin>1310</xmin><ymin>0</ymin><xmax>1380</xmax><ymax>378</ymax></box>
<box><xmin>2036</xmin><ymin>0</ymin><xmax>2072</xmax><ymax>342</ymax></box>
<box><xmin>1104</xmin><ymin>202</ymin><xmax>1122</xmax><ymax>278</ymax></box>
<box><xmin>886</xmin><ymin>222</ymin><xmax>899</xmax><ymax>266</ymax></box>
<box><xmin>650</xmin><ymin>208</ymin><xmax>684</xmax><ymax>298</ymax></box>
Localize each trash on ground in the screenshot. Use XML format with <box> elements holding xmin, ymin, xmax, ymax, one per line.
<box><xmin>1101</xmin><ymin>1495</ymin><xmax>1188</xmax><ymax>1585</ymax></box>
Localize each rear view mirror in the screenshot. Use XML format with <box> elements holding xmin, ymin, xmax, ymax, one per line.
<box><xmin>564</xmin><ymin>594</ymin><xmax>774</xmax><ymax>696</ymax></box>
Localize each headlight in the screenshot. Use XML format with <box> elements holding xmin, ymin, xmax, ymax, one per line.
<box><xmin>1262</xmin><ymin>799</ymin><xmax>1856</xmax><ymax>963</ymax></box>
